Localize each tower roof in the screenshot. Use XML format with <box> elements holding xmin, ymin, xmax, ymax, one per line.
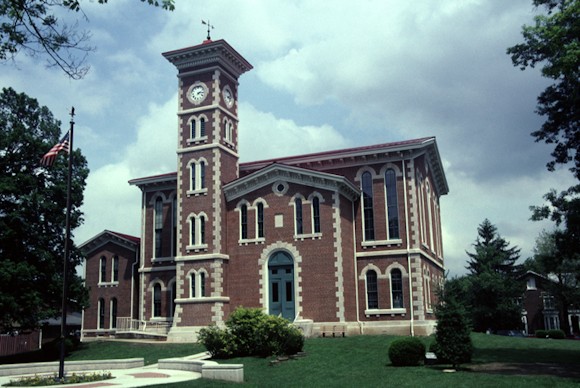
<box><xmin>162</xmin><ymin>39</ymin><xmax>253</xmax><ymax>78</ymax></box>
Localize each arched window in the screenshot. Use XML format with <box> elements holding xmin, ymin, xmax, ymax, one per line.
<box><xmin>153</xmin><ymin>284</ymin><xmax>162</xmax><ymax>317</ymax></box>
<box><xmin>170</xmin><ymin>282</ymin><xmax>176</xmax><ymax>318</ymax></box>
<box><xmin>189</xmin><ymin>215</ymin><xmax>196</xmax><ymax>246</ymax></box>
<box><xmin>362</xmin><ymin>172</ymin><xmax>375</xmax><ymax>240</ymax></box>
<box><xmin>199</xmin><ymin>117</ymin><xmax>206</xmax><ymax>137</ymax></box>
<box><xmin>99</xmin><ymin>256</ymin><xmax>106</xmax><ymax>283</ymax></box>
<box><xmin>98</xmin><ymin>298</ymin><xmax>105</xmax><ymax>329</ymax></box>
<box><xmin>190</xmin><ymin>275</ymin><xmax>196</xmax><ymax>298</ymax></box>
<box><xmin>200</xmin><ymin>215</ymin><xmax>206</xmax><ymax>244</ymax></box>
<box><xmin>188</xmin><ymin>214</ymin><xmax>207</xmax><ymax>247</ymax></box>
<box><xmin>366</xmin><ymin>270</ymin><xmax>378</xmax><ymax>309</ymax></box>
<box><xmin>190</xmin><ymin>117</ymin><xmax>207</xmax><ymax>140</ymax></box>
<box><xmin>240</xmin><ymin>204</ymin><xmax>248</xmax><ymax>239</ymax></box>
<box><xmin>391</xmin><ymin>269</ymin><xmax>403</xmax><ymax>308</ymax></box>
<box><xmin>200</xmin><ymin>272</ymin><xmax>206</xmax><ymax>297</ymax></box>
<box><xmin>257</xmin><ymin>202</ymin><xmax>264</xmax><ymax>238</ymax></box>
<box><xmin>154</xmin><ymin>197</ymin><xmax>163</xmax><ymax>257</ymax></box>
<box><xmin>385</xmin><ymin>169</ymin><xmax>399</xmax><ymax>239</ymax></box>
<box><xmin>295</xmin><ymin>198</ymin><xmax>303</xmax><ymax>235</ymax></box>
<box><xmin>189</xmin><ymin>160</ymin><xmax>207</xmax><ymax>192</ymax></box>
<box><xmin>190</xmin><ymin>119</ymin><xmax>196</xmax><ymax>139</ymax></box>
<box><xmin>312</xmin><ymin>196</ymin><xmax>320</xmax><ymax>234</ymax></box>
<box><xmin>110</xmin><ymin>298</ymin><xmax>118</xmax><ymax>329</ymax></box>
<box><xmin>200</xmin><ymin>161</ymin><xmax>206</xmax><ymax>189</ymax></box>
<box><xmin>112</xmin><ymin>255</ymin><xmax>119</xmax><ymax>282</ymax></box>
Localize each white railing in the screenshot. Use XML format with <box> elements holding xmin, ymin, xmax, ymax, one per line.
<box><xmin>116</xmin><ymin>317</ymin><xmax>171</xmax><ymax>334</ymax></box>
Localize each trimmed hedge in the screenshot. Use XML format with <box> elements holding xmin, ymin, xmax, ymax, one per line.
<box><xmin>198</xmin><ymin>307</ymin><xmax>304</xmax><ymax>359</ymax></box>
<box><xmin>535</xmin><ymin>329</ymin><xmax>566</xmax><ymax>339</ymax></box>
<box><xmin>388</xmin><ymin>337</ymin><xmax>426</xmax><ymax>366</ymax></box>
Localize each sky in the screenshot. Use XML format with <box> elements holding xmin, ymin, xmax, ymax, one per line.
<box><xmin>2</xmin><ymin>0</ymin><xmax>576</xmax><ymax>277</ymax></box>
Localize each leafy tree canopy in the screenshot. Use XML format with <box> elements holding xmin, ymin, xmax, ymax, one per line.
<box><xmin>0</xmin><ymin>87</ymin><xmax>89</xmax><ymax>331</ymax></box>
<box><xmin>0</xmin><ymin>0</ymin><xmax>175</xmax><ymax>79</ymax></box>
<box><xmin>507</xmin><ymin>0</ymin><xmax>580</xmax><ymax>179</ymax></box>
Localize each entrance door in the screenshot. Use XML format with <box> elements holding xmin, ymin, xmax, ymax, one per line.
<box><xmin>268</xmin><ymin>251</ymin><xmax>295</xmax><ymax>321</ymax></box>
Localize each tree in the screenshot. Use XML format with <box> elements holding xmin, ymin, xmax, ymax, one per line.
<box><xmin>0</xmin><ymin>0</ymin><xmax>175</xmax><ymax>79</ymax></box>
<box><xmin>507</xmin><ymin>0</ymin><xmax>580</xmax><ymax>179</ymax></box>
<box><xmin>433</xmin><ymin>279</ymin><xmax>473</xmax><ymax>369</ymax></box>
<box><xmin>529</xmin><ymin>188</ymin><xmax>580</xmax><ymax>334</ymax></box>
<box><xmin>0</xmin><ymin>87</ymin><xmax>89</xmax><ymax>331</ymax></box>
<box><xmin>465</xmin><ymin>219</ymin><xmax>524</xmax><ymax>332</ymax></box>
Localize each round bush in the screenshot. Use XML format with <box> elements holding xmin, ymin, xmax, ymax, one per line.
<box><xmin>198</xmin><ymin>326</ymin><xmax>236</xmax><ymax>359</ymax></box>
<box><xmin>535</xmin><ymin>329</ymin><xmax>548</xmax><ymax>338</ymax></box>
<box><xmin>547</xmin><ymin>329</ymin><xmax>566</xmax><ymax>339</ymax></box>
<box><xmin>388</xmin><ymin>337</ymin><xmax>426</xmax><ymax>366</ymax></box>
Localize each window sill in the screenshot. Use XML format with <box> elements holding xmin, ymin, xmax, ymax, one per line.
<box><xmin>186</xmin><ymin>189</ymin><xmax>208</xmax><ymax>197</ymax></box>
<box><xmin>151</xmin><ymin>256</ymin><xmax>174</xmax><ymax>263</ymax></box>
<box><xmin>176</xmin><ymin>296</ymin><xmax>230</xmax><ymax>304</ymax></box>
<box><xmin>98</xmin><ymin>282</ymin><xmax>119</xmax><ymax>288</ymax></box>
<box><xmin>294</xmin><ymin>233</ymin><xmax>322</xmax><ymax>241</ymax></box>
<box><xmin>186</xmin><ymin>245</ymin><xmax>208</xmax><ymax>253</ymax></box>
<box><xmin>223</xmin><ymin>140</ymin><xmax>236</xmax><ymax>150</ymax></box>
<box><xmin>364</xmin><ymin>308</ymin><xmax>406</xmax><ymax>317</ymax></box>
<box><xmin>187</xmin><ymin>137</ymin><xmax>208</xmax><ymax>145</ymax></box>
<box><xmin>239</xmin><ymin>237</ymin><xmax>265</xmax><ymax>245</ymax></box>
<box><xmin>362</xmin><ymin>239</ymin><xmax>402</xmax><ymax>248</ymax></box>
<box><xmin>426</xmin><ymin>308</ymin><xmax>434</xmax><ymax>314</ymax></box>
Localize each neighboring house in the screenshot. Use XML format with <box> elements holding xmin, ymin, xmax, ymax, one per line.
<box><xmin>80</xmin><ymin>38</ymin><xmax>449</xmax><ymax>342</ymax></box>
<box><xmin>521</xmin><ymin>271</ymin><xmax>580</xmax><ymax>336</ymax></box>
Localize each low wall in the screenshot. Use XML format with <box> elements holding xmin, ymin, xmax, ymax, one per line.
<box><xmin>0</xmin><ymin>358</ymin><xmax>144</xmax><ymax>377</ymax></box>
<box><xmin>159</xmin><ymin>353</ymin><xmax>243</xmax><ymax>384</ymax></box>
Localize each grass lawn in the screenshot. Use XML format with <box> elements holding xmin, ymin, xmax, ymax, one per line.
<box><xmin>63</xmin><ymin>334</ymin><xmax>580</xmax><ymax>387</ymax></box>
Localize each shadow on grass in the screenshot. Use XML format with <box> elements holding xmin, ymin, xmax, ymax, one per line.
<box><xmin>473</xmin><ymin>346</ymin><xmax>580</xmax><ymax>365</ymax></box>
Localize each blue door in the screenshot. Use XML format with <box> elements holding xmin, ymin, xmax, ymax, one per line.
<box><xmin>268</xmin><ymin>251</ymin><xmax>295</xmax><ymax>321</ymax></box>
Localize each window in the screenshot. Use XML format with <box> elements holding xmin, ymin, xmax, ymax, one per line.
<box><xmin>172</xmin><ymin>197</ymin><xmax>177</xmax><ymax>256</ymax></box>
<box><xmin>257</xmin><ymin>202</ymin><xmax>264</xmax><ymax>238</ymax></box>
<box><xmin>295</xmin><ymin>198</ymin><xmax>303</xmax><ymax>235</ymax></box>
<box><xmin>362</xmin><ymin>172</ymin><xmax>375</xmax><ymax>240</ymax></box>
<box><xmin>189</xmin><ymin>160</ymin><xmax>207</xmax><ymax>192</ymax></box>
<box><xmin>224</xmin><ymin>120</ymin><xmax>234</xmax><ymax>143</ymax></box>
<box><xmin>527</xmin><ymin>277</ymin><xmax>537</xmax><ymax>290</ymax></box>
<box><xmin>200</xmin><ymin>272</ymin><xmax>206</xmax><ymax>297</ymax></box>
<box><xmin>240</xmin><ymin>204</ymin><xmax>248</xmax><ymax>239</ymax></box>
<box><xmin>110</xmin><ymin>298</ymin><xmax>117</xmax><ymax>328</ymax></box>
<box><xmin>112</xmin><ymin>255</ymin><xmax>119</xmax><ymax>282</ymax></box>
<box><xmin>99</xmin><ymin>256</ymin><xmax>106</xmax><ymax>283</ymax></box>
<box><xmin>154</xmin><ymin>197</ymin><xmax>163</xmax><ymax>257</ymax></box>
<box><xmin>543</xmin><ymin>293</ymin><xmax>556</xmax><ymax>310</ymax></box>
<box><xmin>426</xmin><ymin>183</ymin><xmax>434</xmax><ymax>248</ymax></box>
<box><xmin>385</xmin><ymin>169</ymin><xmax>399</xmax><ymax>239</ymax></box>
<box><xmin>366</xmin><ymin>270</ymin><xmax>378</xmax><ymax>309</ymax></box>
<box><xmin>153</xmin><ymin>284</ymin><xmax>162</xmax><ymax>317</ymax></box>
<box><xmin>170</xmin><ymin>282</ymin><xmax>176</xmax><ymax>317</ymax></box>
<box><xmin>391</xmin><ymin>269</ymin><xmax>403</xmax><ymax>308</ymax></box>
<box><xmin>98</xmin><ymin>298</ymin><xmax>105</xmax><ymax>329</ymax></box>
<box><xmin>188</xmin><ymin>214</ymin><xmax>207</xmax><ymax>247</ymax></box>
<box><xmin>190</xmin><ymin>275</ymin><xmax>196</xmax><ymax>298</ymax></box>
<box><xmin>312</xmin><ymin>196</ymin><xmax>321</xmax><ymax>234</ymax></box>
<box><xmin>190</xmin><ymin>117</ymin><xmax>207</xmax><ymax>140</ymax></box>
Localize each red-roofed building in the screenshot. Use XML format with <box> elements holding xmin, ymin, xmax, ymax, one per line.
<box><xmin>80</xmin><ymin>39</ymin><xmax>449</xmax><ymax>341</ymax></box>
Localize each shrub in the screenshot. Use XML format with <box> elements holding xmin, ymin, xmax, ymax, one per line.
<box><xmin>535</xmin><ymin>329</ymin><xmax>548</xmax><ymax>338</ymax></box>
<box><xmin>547</xmin><ymin>329</ymin><xmax>566</xmax><ymax>339</ymax></box>
<box><xmin>197</xmin><ymin>326</ymin><xmax>236</xmax><ymax>359</ymax></box>
<box><xmin>198</xmin><ymin>307</ymin><xmax>305</xmax><ymax>359</ymax></box>
<box><xmin>388</xmin><ymin>337</ymin><xmax>425</xmax><ymax>366</ymax></box>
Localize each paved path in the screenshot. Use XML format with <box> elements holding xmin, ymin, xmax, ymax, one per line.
<box><xmin>0</xmin><ymin>364</ymin><xmax>201</xmax><ymax>387</ymax></box>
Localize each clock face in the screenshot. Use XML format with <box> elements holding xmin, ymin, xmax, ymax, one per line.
<box><xmin>190</xmin><ymin>85</ymin><xmax>206</xmax><ymax>103</ymax></box>
<box><xmin>223</xmin><ymin>87</ymin><xmax>234</xmax><ymax>107</ymax></box>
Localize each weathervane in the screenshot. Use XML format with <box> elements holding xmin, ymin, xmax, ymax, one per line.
<box><xmin>202</xmin><ymin>19</ymin><xmax>214</xmax><ymax>40</ymax></box>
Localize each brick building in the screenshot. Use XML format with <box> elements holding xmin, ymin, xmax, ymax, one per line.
<box><xmin>80</xmin><ymin>38</ymin><xmax>449</xmax><ymax>341</ymax></box>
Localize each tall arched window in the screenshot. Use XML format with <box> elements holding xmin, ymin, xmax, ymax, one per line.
<box><xmin>200</xmin><ymin>161</ymin><xmax>206</xmax><ymax>189</ymax></box>
<box><xmin>99</xmin><ymin>256</ymin><xmax>106</xmax><ymax>283</ymax></box>
<box><xmin>391</xmin><ymin>269</ymin><xmax>403</xmax><ymax>308</ymax></box>
<box><xmin>98</xmin><ymin>298</ymin><xmax>105</xmax><ymax>329</ymax></box>
<box><xmin>257</xmin><ymin>202</ymin><xmax>264</xmax><ymax>238</ymax></box>
<box><xmin>362</xmin><ymin>172</ymin><xmax>375</xmax><ymax>240</ymax></box>
<box><xmin>154</xmin><ymin>197</ymin><xmax>163</xmax><ymax>257</ymax></box>
<box><xmin>190</xmin><ymin>275</ymin><xmax>196</xmax><ymax>298</ymax></box>
<box><xmin>295</xmin><ymin>198</ymin><xmax>303</xmax><ymax>235</ymax></box>
<box><xmin>385</xmin><ymin>169</ymin><xmax>400</xmax><ymax>239</ymax></box>
<box><xmin>112</xmin><ymin>255</ymin><xmax>119</xmax><ymax>282</ymax></box>
<box><xmin>172</xmin><ymin>197</ymin><xmax>177</xmax><ymax>255</ymax></box>
<box><xmin>153</xmin><ymin>284</ymin><xmax>162</xmax><ymax>317</ymax></box>
<box><xmin>170</xmin><ymin>282</ymin><xmax>176</xmax><ymax>318</ymax></box>
<box><xmin>200</xmin><ymin>272</ymin><xmax>206</xmax><ymax>297</ymax></box>
<box><xmin>312</xmin><ymin>196</ymin><xmax>321</xmax><ymax>234</ymax></box>
<box><xmin>110</xmin><ymin>298</ymin><xmax>118</xmax><ymax>328</ymax></box>
<box><xmin>366</xmin><ymin>270</ymin><xmax>378</xmax><ymax>309</ymax></box>
<box><xmin>240</xmin><ymin>204</ymin><xmax>248</xmax><ymax>239</ymax></box>
<box><xmin>199</xmin><ymin>117</ymin><xmax>206</xmax><ymax>137</ymax></box>
<box><xmin>200</xmin><ymin>216</ymin><xmax>206</xmax><ymax>244</ymax></box>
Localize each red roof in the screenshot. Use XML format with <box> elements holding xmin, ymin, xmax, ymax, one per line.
<box><xmin>107</xmin><ymin>230</ymin><xmax>140</xmax><ymax>244</ymax></box>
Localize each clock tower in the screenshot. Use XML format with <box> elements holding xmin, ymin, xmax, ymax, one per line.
<box><xmin>162</xmin><ymin>40</ymin><xmax>252</xmax><ymax>340</ymax></box>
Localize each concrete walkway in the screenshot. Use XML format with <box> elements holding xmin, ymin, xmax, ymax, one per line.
<box><xmin>0</xmin><ymin>363</ymin><xmax>201</xmax><ymax>387</ymax></box>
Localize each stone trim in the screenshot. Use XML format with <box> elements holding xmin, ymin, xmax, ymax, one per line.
<box><xmin>332</xmin><ymin>191</ymin><xmax>345</xmax><ymax>322</ymax></box>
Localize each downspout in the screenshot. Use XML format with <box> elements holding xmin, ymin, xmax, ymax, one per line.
<box><xmin>403</xmin><ymin>158</ymin><xmax>415</xmax><ymax>337</ymax></box>
<box><xmin>352</xmin><ymin>200</ymin><xmax>363</xmax><ymax>334</ymax></box>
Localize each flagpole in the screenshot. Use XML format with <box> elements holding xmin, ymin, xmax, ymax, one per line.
<box><xmin>59</xmin><ymin>107</ymin><xmax>75</xmax><ymax>380</ymax></box>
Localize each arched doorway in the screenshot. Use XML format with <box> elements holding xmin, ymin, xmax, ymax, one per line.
<box><xmin>268</xmin><ymin>251</ymin><xmax>295</xmax><ymax>321</ymax></box>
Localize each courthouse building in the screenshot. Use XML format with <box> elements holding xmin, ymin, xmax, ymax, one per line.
<box><xmin>80</xmin><ymin>38</ymin><xmax>449</xmax><ymax>341</ymax></box>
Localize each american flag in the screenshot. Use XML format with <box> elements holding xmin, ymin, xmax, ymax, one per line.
<box><xmin>40</xmin><ymin>132</ymin><xmax>70</xmax><ymax>167</ymax></box>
